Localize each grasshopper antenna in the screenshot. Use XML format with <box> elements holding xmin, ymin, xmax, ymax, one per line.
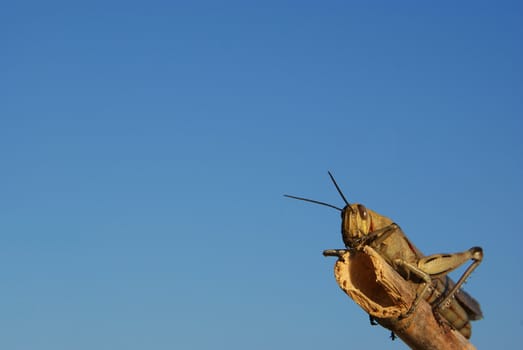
<box><xmin>283</xmin><ymin>194</ymin><xmax>343</xmax><ymax>212</ymax></box>
<box><xmin>328</xmin><ymin>171</ymin><xmax>350</xmax><ymax>206</ymax></box>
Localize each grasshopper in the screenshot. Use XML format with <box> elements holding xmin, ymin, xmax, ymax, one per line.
<box><xmin>285</xmin><ymin>172</ymin><xmax>483</xmax><ymax>339</ymax></box>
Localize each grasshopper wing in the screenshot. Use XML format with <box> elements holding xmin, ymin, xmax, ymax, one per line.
<box><xmin>456</xmin><ymin>288</ymin><xmax>483</xmax><ymax>320</ymax></box>
<box><xmin>445</xmin><ymin>276</ymin><xmax>483</xmax><ymax>320</ymax></box>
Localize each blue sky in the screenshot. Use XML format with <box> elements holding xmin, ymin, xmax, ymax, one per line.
<box><xmin>1</xmin><ymin>1</ymin><xmax>522</xmax><ymax>349</ymax></box>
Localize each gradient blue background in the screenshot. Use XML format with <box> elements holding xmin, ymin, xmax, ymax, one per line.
<box><xmin>2</xmin><ymin>1</ymin><xmax>522</xmax><ymax>349</ymax></box>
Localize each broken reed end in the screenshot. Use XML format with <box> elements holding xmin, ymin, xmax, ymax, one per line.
<box><xmin>326</xmin><ymin>247</ymin><xmax>476</xmax><ymax>350</ymax></box>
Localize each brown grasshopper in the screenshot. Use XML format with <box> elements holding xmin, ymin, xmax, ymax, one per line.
<box><xmin>285</xmin><ymin>172</ymin><xmax>483</xmax><ymax>339</ymax></box>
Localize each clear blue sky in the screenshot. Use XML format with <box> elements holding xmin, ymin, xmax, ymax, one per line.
<box><xmin>2</xmin><ymin>1</ymin><xmax>522</xmax><ymax>349</ymax></box>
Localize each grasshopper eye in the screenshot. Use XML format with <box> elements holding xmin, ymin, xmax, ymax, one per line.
<box><xmin>357</xmin><ymin>204</ymin><xmax>368</xmax><ymax>219</ymax></box>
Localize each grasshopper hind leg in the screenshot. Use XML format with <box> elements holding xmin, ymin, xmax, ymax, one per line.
<box><xmin>394</xmin><ymin>247</ymin><xmax>483</xmax><ymax>323</ymax></box>
<box><xmin>417</xmin><ymin>247</ymin><xmax>483</xmax><ymax>311</ymax></box>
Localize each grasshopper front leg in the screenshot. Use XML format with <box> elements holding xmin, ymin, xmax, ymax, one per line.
<box><xmin>354</xmin><ymin>223</ymin><xmax>399</xmax><ymax>249</ymax></box>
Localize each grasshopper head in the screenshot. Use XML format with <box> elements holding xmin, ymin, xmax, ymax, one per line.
<box><xmin>341</xmin><ymin>203</ymin><xmax>372</xmax><ymax>248</ymax></box>
<box><xmin>284</xmin><ymin>172</ymin><xmax>393</xmax><ymax>249</ymax></box>
<box><xmin>342</xmin><ymin>203</ymin><xmax>394</xmax><ymax>248</ymax></box>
